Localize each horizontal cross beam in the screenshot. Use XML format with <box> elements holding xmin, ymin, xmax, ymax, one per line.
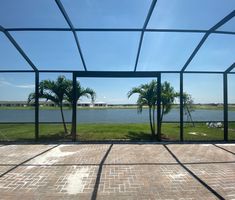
<box><xmin>4</xmin><ymin>28</ymin><xmax>235</xmax><ymax>35</ymax></box>
<box><xmin>75</xmin><ymin>71</ymin><xmax>160</xmax><ymax>77</ymax></box>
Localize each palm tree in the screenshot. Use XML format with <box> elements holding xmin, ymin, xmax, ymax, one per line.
<box><xmin>180</xmin><ymin>92</ymin><xmax>195</xmax><ymax>127</ymax></box>
<box><xmin>28</xmin><ymin>75</ymin><xmax>70</xmax><ymax>135</ymax></box>
<box><xmin>65</xmin><ymin>80</ymin><xmax>96</xmax><ymax>135</ymax></box>
<box><xmin>128</xmin><ymin>80</ymin><xmax>176</xmax><ymax>140</ymax></box>
<box><xmin>127</xmin><ymin>80</ymin><xmax>158</xmax><ymax>138</ymax></box>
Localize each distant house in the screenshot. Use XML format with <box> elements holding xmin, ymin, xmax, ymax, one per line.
<box><xmin>0</xmin><ymin>101</ymin><xmax>29</xmax><ymax>107</ymax></box>
<box><xmin>0</xmin><ymin>101</ymin><xmax>107</xmax><ymax>107</ymax></box>
<box><xmin>93</xmin><ymin>102</ymin><xmax>107</xmax><ymax>107</ymax></box>
<box><xmin>77</xmin><ymin>101</ymin><xmax>107</xmax><ymax>107</ymax></box>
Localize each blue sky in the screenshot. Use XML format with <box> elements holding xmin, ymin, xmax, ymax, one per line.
<box><xmin>0</xmin><ymin>0</ymin><xmax>235</xmax><ymax>103</ymax></box>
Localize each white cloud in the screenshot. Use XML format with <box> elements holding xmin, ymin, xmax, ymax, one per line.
<box><xmin>0</xmin><ymin>80</ymin><xmax>34</xmax><ymax>89</ymax></box>
<box><xmin>16</xmin><ymin>84</ymin><xmax>34</xmax><ymax>89</ymax></box>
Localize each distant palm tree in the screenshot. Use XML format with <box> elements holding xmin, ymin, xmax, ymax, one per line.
<box><xmin>28</xmin><ymin>75</ymin><xmax>70</xmax><ymax>135</ymax></box>
<box><xmin>176</xmin><ymin>92</ymin><xmax>195</xmax><ymax>127</ymax></box>
<box><xmin>127</xmin><ymin>80</ymin><xmax>158</xmax><ymax>138</ymax></box>
<box><xmin>65</xmin><ymin>80</ymin><xmax>96</xmax><ymax>135</ymax></box>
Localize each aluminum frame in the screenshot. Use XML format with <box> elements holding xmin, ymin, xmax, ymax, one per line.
<box><xmin>0</xmin><ymin>0</ymin><xmax>234</xmax><ymax>142</ymax></box>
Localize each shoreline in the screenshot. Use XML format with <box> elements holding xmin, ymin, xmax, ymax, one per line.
<box><xmin>1</xmin><ymin>104</ymin><xmax>235</xmax><ymax>111</ymax></box>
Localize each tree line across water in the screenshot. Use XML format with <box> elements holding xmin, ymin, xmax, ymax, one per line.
<box><xmin>28</xmin><ymin>76</ymin><xmax>194</xmax><ymax>141</ymax></box>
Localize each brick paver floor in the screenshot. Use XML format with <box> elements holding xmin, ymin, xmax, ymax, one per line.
<box><xmin>0</xmin><ymin>143</ymin><xmax>234</xmax><ymax>199</ymax></box>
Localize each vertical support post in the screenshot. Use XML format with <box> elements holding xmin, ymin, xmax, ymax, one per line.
<box><xmin>72</xmin><ymin>72</ymin><xmax>77</xmax><ymax>142</ymax></box>
<box><xmin>223</xmin><ymin>73</ymin><xmax>228</xmax><ymax>141</ymax></box>
<box><xmin>180</xmin><ymin>72</ymin><xmax>184</xmax><ymax>141</ymax></box>
<box><xmin>157</xmin><ymin>73</ymin><xmax>161</xmax><ymax>141</ymax></box>
<box><xmin>35</xmin><ymin>71</ymin><xmax>39</xmax><ymax>141</ymax></box>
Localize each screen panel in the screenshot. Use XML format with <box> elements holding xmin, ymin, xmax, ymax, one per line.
<box><xmin>161</xmin><ymin>73</ymin><xmax>180</xmax><ymax>141</ymax></box>
<box><xmin>183</xmin><ymin>74</ymin><xmax>224</xmax><ymax>141</ymax></box>
<box><xmin>0</xmin><ymin>33</ymin><xmax>32</xmax><ymax>70</ymax></box>
<box><xmin>76</xmin><ymin>77</ymin><xmax>157</xmax><ymax>141</ymax></box>
<box><xmin>137</xmin><ymin>32</ymin><xmax>203</xmax><ymax>71</ymax></box>
<box><xmin>186</xmin><ymin>34</ymin><xmax>235</xmax><ymax>72</ymax></box>
<box><xmin>62</xmin><ymin>0</ymin><xmax>152</xmax><ymax>28</ymax></box>
<box><xmin>38</xmin><ymin>73</ymin><xmax>72</xmax><ymax>141</ymax></box>
<box><xmin>228</xmin><ymin>74</ymin><xmax>235</xmax><ymax>141</ymax></box>
<box><xmin>0</xmin><ymin>73</ymin><xmax>35</xmax><ymax>141</ymax></box>
<box><xmin>148</xmin><ymin>0</ymin><xmax>235</xmax><ymax>30</ymax></box>
<box><xmin>11</xmin><ymin>32</ymin><xmax>84</xmax><ymax>70</ymax></box>
<box><xmin>0</xmin><ymin>0</ymin><xmax>68</xmax><ymax>28</ymax></box>
<box><xmin>77</xmin><ymin>32</ymin><xmax>140</xmax><ymax>71</ymax></box>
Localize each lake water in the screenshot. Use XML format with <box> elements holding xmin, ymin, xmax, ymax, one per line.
<box><xmin>0</xmin><ymin>108</ymin><xmax>235</xmax><ymax>123</ymax></box>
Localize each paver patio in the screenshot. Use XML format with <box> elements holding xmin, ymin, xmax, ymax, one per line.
<box><xmin>0</xmin><ymin>143</ymin><xmax>234</xmax><ymax>200</ymax></box>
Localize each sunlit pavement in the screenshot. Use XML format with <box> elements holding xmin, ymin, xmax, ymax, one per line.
<box><xmin>0</xmin><ymin>143</ymin><xmax>235</xmax><ymax>200</ymax></box>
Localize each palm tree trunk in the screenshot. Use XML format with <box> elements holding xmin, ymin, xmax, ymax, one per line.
<box><xmin>70</xmin><ymin>113</ymin><xmax>74</xmax><ymax>135</ymax></box>
<box><xmin>149</xmin><ymin>106</ymin><xmax>154</xmax><ymax>137</ymax></box>
<box><xmin>59</xmin><ymin>104</ymin><xmax>68</xmax><ymax>135</ymax></box>
<box><xmin>155</xmin><ymin>105</ymin><xmax>165</xmax><ymax>141</ymax></box>
<box><xmin>152</xmin><ymin>106</ymin><xmax>155</xmax><ymax>136</ymax></box>
<box><xmin>160</xmin><ymin>105</ymin><xmax>165</xmax><ymax>124</ymax></box>
<box><xmin>186</xmin><ymin>105</ymin><xmax>195</xmax><ymax>127</ymax></box>
<box><xmin>70</xmin><ymin>109</ymin><xmax>75</xmax><ymax>135</ymax></box>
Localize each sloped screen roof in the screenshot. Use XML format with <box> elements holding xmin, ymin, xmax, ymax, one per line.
<box><xmin>0</xmin><ymin>0</ymin><xmax>234</xmax><ymax>73</ymax></box>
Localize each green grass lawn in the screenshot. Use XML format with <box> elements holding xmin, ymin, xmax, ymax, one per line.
<box><xmin>0</xmin><ymin>123</ymin><xmax>234</xmax><ymax>142</ymax></box>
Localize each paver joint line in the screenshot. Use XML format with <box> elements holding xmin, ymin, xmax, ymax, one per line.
<box><xmin>1</xmin><ymin>160</ymin><xmax>235</xmax><ymax>167</ymax></box>
<box><xmin>163</xmin><ymin>144</ymin><xmax>225</xmax><ymax>200</ymax></box>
